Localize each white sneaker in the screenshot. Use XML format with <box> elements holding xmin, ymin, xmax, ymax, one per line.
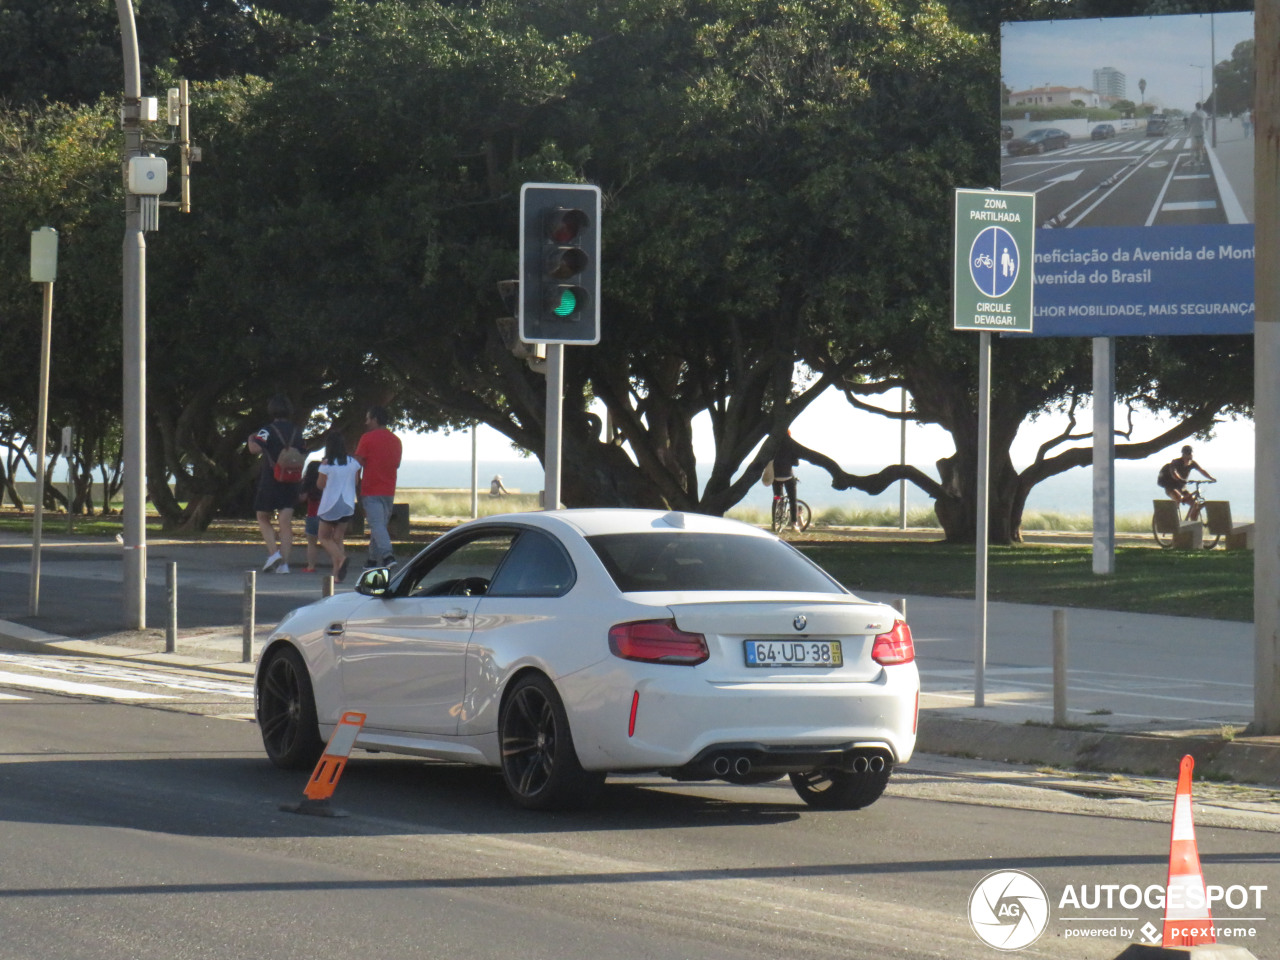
<box><xmin>275</xmin><ymin>563</ymin><xmax>290</xmax><ymax>574</ymax></box>
<box><xmin>263</xmin><ymin>551</ymin><xmax>283</xmax><ymax>572</ymax></box>
<box><xmin>791</xmin><ymin>522</ymin><xmax>803</xmax><ymax>532</ymax></box>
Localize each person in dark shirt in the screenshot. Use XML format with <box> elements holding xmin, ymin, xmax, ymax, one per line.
<box><xmin>772</xmin><ymin>431</ymin><xmax>802</xmax><ymax>530</ymax></box>
<box><xmin>1158</xmin><ymin>444</ymin><xmax>1216</xmax><ymax>521</ymax></box>
<box><xmin>246</xmin><ymin>394</ymin><xmax>306</xmax><ymax>573</ymax></box>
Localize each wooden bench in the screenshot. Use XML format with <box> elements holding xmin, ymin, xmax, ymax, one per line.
<box><xmin>1203</xmin><ymin>501</ymin><xmax>1254</xmax><ymax>550</ymax></box>
<box><xmin>1152</xmin><ymin>499</ymin><xmax>1202</xmax><ymax>549</ymax></box>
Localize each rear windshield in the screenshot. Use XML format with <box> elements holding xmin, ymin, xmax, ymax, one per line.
<box><xmin>587</xmin><ymin>532</ymin><xmax>846</xmax><ymax>594</ymax></box>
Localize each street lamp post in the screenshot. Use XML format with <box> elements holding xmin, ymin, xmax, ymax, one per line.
<box><xmin>116</xmin><ymin>0</ymin><xmax>147</xmax><ymax>628</ymax></box>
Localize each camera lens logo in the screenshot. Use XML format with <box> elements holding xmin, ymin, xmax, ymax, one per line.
<box><xmin>968</xmin><ymin>870</ymin><xmax>1050</xmax><ymax>950</ymax></box>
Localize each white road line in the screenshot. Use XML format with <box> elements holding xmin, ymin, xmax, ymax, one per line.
<box><xmin>1162</xmin><ymin>200</ymin><xmax>1218</xmax><ymax>212</ymax></box>
<box><xmin>0</xmin><ymin>692</ymin><xmax>30</xmax><ymax>701</ymax></box>
<box><xmin>0</xmin><ymin>670</ymin><xmax>169</xmax><ymax>701</ymax></box>
<box><xmin>0</xmin><ymin>653</ymin><xmax>252</xmax><ymax>699</ymax></box>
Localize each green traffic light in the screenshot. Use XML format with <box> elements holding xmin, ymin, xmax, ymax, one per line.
<box><xmin>552</xmin><ymin>288</ymin><xmax>578</xmax><ymax>317</ymax></box>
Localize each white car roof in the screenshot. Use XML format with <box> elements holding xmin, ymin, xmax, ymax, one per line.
<box><xmin>473</xmin><ymin>508</ymin><xmax>776</xmax><ymax>540</ymax></box>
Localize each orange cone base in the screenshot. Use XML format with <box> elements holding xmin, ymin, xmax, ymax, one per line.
<box><xmin>279</xmin><ymin>798</ymin><xmax>349</xmax><ymax>818</ymax></box>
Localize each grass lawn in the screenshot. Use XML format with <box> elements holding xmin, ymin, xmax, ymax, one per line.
<box><xmin>797</xmin><ymin>541</ymin><xmax>1252</xmax><ymax>622</ymax></box>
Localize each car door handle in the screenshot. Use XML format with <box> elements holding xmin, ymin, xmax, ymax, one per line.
<box><xmin>442</xmin><ymin>608</ymin><xmax>470</xmax><ymax>622</ymax></box>
<box><xmin>325</xmin><ymin>622</ymin><xmax>345</xmax><ymax>636</ymax></box>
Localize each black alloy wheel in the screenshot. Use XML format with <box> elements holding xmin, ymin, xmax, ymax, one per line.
<box><xmin>257</xmin><ymin>646</ymin><xmax>324</xmax><ymax>769</ymax></box>
<box><xmin>499</xmin><ymin>673</ymin><xmax>604</xmax><ymax>810</ymax></box>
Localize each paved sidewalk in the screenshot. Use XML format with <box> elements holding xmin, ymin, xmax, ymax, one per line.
<box><xmin>3</xmin><ymin>535</ymin><xmax>1278</xmax><ymax>786</ymax></box>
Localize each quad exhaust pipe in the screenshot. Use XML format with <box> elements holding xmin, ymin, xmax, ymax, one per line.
<box><xmin>694</xmin><ymin>749</ymin><xmax>889</xmax><ymax>782</ymax></box>
<box><xmin>710</xmin><ymin>755</ymin><xmax>755</xmax><ymax>778</ymax></box>
<box><xmin>850</xmin><ymin>755</ymin><xmax>887</xmax><ymax>774</ymax></box>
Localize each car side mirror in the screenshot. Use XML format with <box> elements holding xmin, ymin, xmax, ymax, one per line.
<box><xmin>356</xmin><ymin>567</ymin><xmax>391</xmax><ymax>596</ymax></box>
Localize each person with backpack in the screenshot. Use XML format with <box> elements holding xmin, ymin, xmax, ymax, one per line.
<box><xmin>246</xmin><ymin>394</ymin><xmax>307</xmax><ymax>573</ymax></box>
<box><xmin>1157</xmin><ymin>444</ymin><xmax>1216</xmax><ymax>521</ymax></box>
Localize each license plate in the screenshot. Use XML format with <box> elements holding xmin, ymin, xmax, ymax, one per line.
<box><xmin>744</xmin><ymin>640</ymin><xmax>843</xmax><ymax>668</ymax></box>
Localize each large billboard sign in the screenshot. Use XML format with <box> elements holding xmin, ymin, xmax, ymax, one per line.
<box><xmin>1001</xmin><ymin>12</ymin><xmax>1255</xmax><ymax>336</ymax></box>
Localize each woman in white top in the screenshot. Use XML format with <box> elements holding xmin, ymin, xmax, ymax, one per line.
<box><xmin>316</xmin><ymin>431</ymin><xmax>362</xmax><ymax>582</ymax></box>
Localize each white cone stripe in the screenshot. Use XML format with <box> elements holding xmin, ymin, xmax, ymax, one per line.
<box><xmin>1172</xmin><ymin>795</ymin><xmax>1195</xmax><ymax>841</ymax></box>
<box><xmin>0</xmin><ymin>669</ymin><xmax>168</xmax><ymax>700</ymax></box>
<box><xmin>326</xmin><ymin>722</ymin><xmax>361</xmax><ymax>758</ymax></box>
<box><xmin>1165</xmin><ymin>874</ymin><xmax>1210</xmax><ymax>919</ymax></box>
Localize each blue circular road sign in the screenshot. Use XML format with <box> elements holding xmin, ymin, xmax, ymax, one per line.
<box><xmin>968</xmin><ymin>226</ymin><xmax>1019</xmax><ymax>298</ymax></box>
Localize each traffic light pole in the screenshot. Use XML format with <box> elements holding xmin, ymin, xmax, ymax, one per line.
<box><xmin>117</xmin><ymin>0</ymin><xmax>147</xmax><ymax>628</ymax></box>
<box><xmin>543</xmin><ymin>344</ymin><xmax>564</xmax><ymax>510</ymax></box>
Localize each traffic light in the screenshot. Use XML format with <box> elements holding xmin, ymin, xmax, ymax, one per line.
<box><xmin>519</xmin><ymin>183</ymin><xmax>601</xmax><ymax>345</ymax></box>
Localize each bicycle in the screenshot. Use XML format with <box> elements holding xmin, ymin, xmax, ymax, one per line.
<box><xmin>1151</xmin><ymin>479</ymin><xmax>1219</xmax><ymax>549</ymax></box>
<box><xmin>771</xmin><ymin>483</ymin><xmax>812</xmax><ymax>534</ymax></box>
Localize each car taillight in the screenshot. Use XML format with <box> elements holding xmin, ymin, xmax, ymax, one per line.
<box><xmin>871</xmin><ymin>620</ymin><xmax>915</xmax><ymax>665</ymax></box>
<box><xmin>609</xmin><ymin>619</ymin><xmax>709</xmax><ymax>666</ymax></box>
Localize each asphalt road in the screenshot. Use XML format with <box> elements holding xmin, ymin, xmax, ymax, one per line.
<box><xmin>1002</xmin><ymin>131</ymin><xmax>1234</xmax><ymax>228</ymax></box>
<box><xmin>1</xmin><ymin>667</ymin><xmax>1276</xmax><ymax>960</ymax></box>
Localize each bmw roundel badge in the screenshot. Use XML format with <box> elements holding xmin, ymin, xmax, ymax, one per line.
<box><xmin>793</xmin><ymin>615</ymin><xmax>807</xmax><ymax>632</ymax></box>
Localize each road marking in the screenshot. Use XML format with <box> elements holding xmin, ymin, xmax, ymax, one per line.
<box><xmin>0</xmin><ymin>653</ymin><xmax>252</xmax><ymax>699</ymax></box>
<box><xmin>0</xmin><ymin>692</ymin><xmax>30</xmax><ymax>701</ymax></box>
<box><xmin>0</xmin><ymin>669</ymin><xmax>169</xmax><ymax>700</ymax></box>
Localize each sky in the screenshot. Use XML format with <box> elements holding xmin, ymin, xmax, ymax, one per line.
<box><xmin>1002</xmin><ymin>11</ymin><xmax>1254</xmax><ymax>114</ymax></box>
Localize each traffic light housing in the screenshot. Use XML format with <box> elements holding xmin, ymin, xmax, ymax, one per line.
<box><xmin>519</xmin><ymin>183</ymin><xmax>601</xmax><ymax>345</ymax></box>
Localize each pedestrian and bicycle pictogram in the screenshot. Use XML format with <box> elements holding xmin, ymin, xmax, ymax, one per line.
<box><xmin>969</xmin><ymin>226</ymin><xmax>1020</xmax><ymax>298</ymax></box>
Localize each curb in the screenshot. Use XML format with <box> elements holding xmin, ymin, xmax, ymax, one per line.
<box><xmin>917</xmin><ymin>716</ymin><xmax>1280</xmax><ymax>788</ymax></box>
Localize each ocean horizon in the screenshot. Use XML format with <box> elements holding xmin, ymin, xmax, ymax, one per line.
<box><xmin>405</xmin><ymin>458</ymin><xmax>1256</xmax><ymax>521</ymax></box>
<box><xmin>13</xmin><ymin>456</ymin><xmax>1251</xmax><ymax>521</ymax></box>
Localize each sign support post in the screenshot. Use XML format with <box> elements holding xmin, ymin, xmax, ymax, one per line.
<box><xmin>954</xmin><ymin>188</ymin><xmax>1035</xmax><ymax>708</ymax></box>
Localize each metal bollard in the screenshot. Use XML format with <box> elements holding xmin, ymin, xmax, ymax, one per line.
<box><xmin>165</xmin><ymin>560</ymin><xmax>178</xmax><ymax>653</ymax></box>
<box><xmin>1052</xmin><ymin>608</ymin><xmax>1068</xmax><ymax>726</ymax></box>
<box><xmin>242</xmin><ymin>570</ymin><xmax>256</xmax><ymax>663</ymax></box>
<box><xmin>322</xmin><ymin>575</ymin><xmax>334</xmax><ymax>598</ymax></box>
<box><xmin>894</xmin><ymin>597</ymin><xmax>908</xmax><ymax>620</ymax></box>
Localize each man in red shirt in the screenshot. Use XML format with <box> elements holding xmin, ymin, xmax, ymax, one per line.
<box><xmin>354</xmin><ymin>405</ymin><xmax>403</xmax><ymax>567</ymax></box>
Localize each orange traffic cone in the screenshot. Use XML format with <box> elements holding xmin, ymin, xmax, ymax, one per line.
<box><xmin>1162</xmin><ymin>755</ymin><xmax>1216</xmax><ymax>948</ymax></box>
<box><xmin>281</xmin><ymin>710</ymin><xmax>366</xmax><ymax>817</ymax></box>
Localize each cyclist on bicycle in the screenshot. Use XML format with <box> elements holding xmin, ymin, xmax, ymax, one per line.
<box><xmin>771</xmin><ymin>431</ymin><xmax>802</xmax><ymax>531</ymax></box>
<box><xmin>1157</xmin><ymin>444</ymin><xmax>1216</xmax><ymax>520</ymax></box>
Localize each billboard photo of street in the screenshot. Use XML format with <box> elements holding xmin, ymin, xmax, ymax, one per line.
<box><xmin>1002</xmin><ymin>12</ymin><xmax>1255</xmax><ymax>336</ymax></box>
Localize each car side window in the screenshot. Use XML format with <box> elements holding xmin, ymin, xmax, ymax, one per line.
<box><xmin>486</xmin><ymin>530</ymin><xmax>576</xmax><ymax>598</ymax></box>
<box><xmin>401</xmin><ymin>534</ymin><xmax>517</xmax><ymax>598</ymax></box>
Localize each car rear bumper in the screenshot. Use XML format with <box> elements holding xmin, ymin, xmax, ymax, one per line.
<box><xmin>560</xmin><ymin>662</ymin><xmax>919</xmax><ymax>772</ymax></box>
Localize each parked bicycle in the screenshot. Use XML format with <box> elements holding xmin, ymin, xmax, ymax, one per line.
<box><xmin>771</xmin><ymin>484</ymin><xmax>812</xmax><ymax>534</ymax></box>
<box><xmin>1152</xmin><ymin>479</ymin><xmax>1219</xmax><ymax>549</ymax></box>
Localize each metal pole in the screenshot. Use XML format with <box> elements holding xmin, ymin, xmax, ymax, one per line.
<box><xmin>1254</xmin><ymin>1</ymin><xmax>1280</xmax><ymax>734</ymax></box>
<box><xmin>895</xmin><ymin>597</ymin><xmax>907</xmax><ymax>620</ymax></box>
<box><xmin>322</xmin><ymin>575</ymin><xmax>334</xmax><ymax>598</ymax></box>
<box><xmin>899</xmin><ymin>387</ymin><xmax>908</xmax><ymax>530</ymax></box>
<box><xmin>1091</xmin><ymin>337</ymin><xmax>1116</xmax><ymax>575</ymax></box>
<box><xmin>165</xmin><ymin>560</ymin><xmax>177</xmax><ymax>653</ymax></box>
<box><xmin>470</xmin><ymin>424</ymin><xmax>479</xmax><ymax>519</ymax></box>
<box><xmin>544</xmin><ymin>343</ymin><xmax>564</xmax><ymax>511</ymax></box>
<box><xmin>242</xmin><ymin>570</ymin><xmax>256</xmax><ymax>663</ymax></box>
<box><xmin>117</xmin><ymin>0</ymin><xmax>147</xmax><ymax>629</ymax></box>
<box><xmin>1210</xmin><ymin>15</ymin><xmax>1217</xmax><ymax>149</ymax></box>
<box><xmin>27</xmin><ymin>282</ymin><xmax>53</xmax><ymax>616</ymax></box>
<box><xmin>974</xmin><ymin>332</ymin><xmax>990</xmax><ymax>707</ymax></box>
<box><xmin>179</xmin><ymin>78</ymin><xmax>190</xmax><ymax>213</ymax></box>
<box><xmin>1052</xmin><ymin>608</ymin><xmax>1068</xmax><ymax>726</ymax></box>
